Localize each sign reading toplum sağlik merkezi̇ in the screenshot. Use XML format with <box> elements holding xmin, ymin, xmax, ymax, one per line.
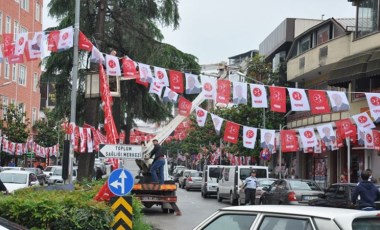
<box><xmin>99</xmin><ymin>144</ymin><xmax>143</xmax><ymax>159</ymax></box>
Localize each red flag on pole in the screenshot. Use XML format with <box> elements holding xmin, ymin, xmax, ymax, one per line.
<box><xmin>269</xmin><ymin>86</ymin><xmax>286</xmax><ymax>113</ymax></box>
<box><xmin>78</xmin><ymin>31</ymin><xmax>93</xmax><ymax>51</ymax></box>
<box><xmin>2</xmin><ymin>33</ymin><xmax>14</xmax><ymax>57</ymax></box>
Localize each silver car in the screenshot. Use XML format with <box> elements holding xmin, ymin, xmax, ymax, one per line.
<box><xmin>179</xmin><ymin>170</ymin><xmax>203</xmax><ymax>191</ymax></box>
<box><xmin>193</xmin><ymin>205</ymin><xmax>380</xmax><ymax>230</ymax></box>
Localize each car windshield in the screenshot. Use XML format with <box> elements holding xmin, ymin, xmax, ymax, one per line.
<box><xmin>289</xmin><ymin>180</ymin><xmax>321</xmax><ymax>191</ymax></box>
<box><xmin>258</xmin><ymin>179</ymin><xmax>275</xmax><ymax>187</ymax></box>
<box><xmin>0</xmin><ymin>173</ymin><xmax>27</xmax><ymax>184</ymax></box>
<box><xmin>52</xmin><ymin>168</ymin><xmax>62</xmax><ymax>176</ymax></box>
<box><xmin>191</xmin><ymin>172</ymin><xmax>202</xmax><ymax>177</ymax></box>
<box><xmin>240</xmin><ymin>168</ymin><xmax>267</xmax><ymax>180</ymax></box>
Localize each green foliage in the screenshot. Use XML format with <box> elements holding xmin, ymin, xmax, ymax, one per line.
<box><xmin>0</xmin><ymin>104</ymin><xmax>29</xmax><ymax>143</ymax></box>
<box><xmin>32</xmin><ymin>109</ymin><xmax>63</xmax><ymax>148</ymax></box>
<box><xmin>0</xmin><ymin>180</ymin><xmax>152</xmax><ymax>230</ymax></box>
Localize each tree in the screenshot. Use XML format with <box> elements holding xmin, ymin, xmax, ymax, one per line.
<box><xmin>44</xmin><ymin>0</ymin><xmax>200</xmax><ymax>180</ymax></box>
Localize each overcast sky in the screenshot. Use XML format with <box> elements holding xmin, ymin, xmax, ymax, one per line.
<box><xmin>43</xmin><ymin>0</ymin><xmax>356</xmax><ymax>64</ymax></box>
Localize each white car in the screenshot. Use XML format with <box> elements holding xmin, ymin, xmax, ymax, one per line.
<box><xmin>0</xmin><ymin>170</ymin><xmax>39</xmax><ymax>193</ymax></box>
<box><xmin>47</xmin><ymin>166</ymin><xmax>77</xmax><ymax>185</ymax></box>
<box><xmin>43</xmin><ymin>165</ymin><xmax>62</xmax><ymax>177</ymax></box>
<box><xmin>193</xmin><ymin>205</ymin><xmax>380</xmax><ymax>230</ymax></box>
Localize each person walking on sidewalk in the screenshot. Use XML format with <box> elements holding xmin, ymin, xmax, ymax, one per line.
<box><xmin>352</xmin><ymin>170</ymin><xmax>380</xmax><ymax>211</ymax></box>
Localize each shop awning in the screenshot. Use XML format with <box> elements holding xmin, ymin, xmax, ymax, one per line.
<box><xmin>329</xmin><ymin>49</ymin><xmax>374</xmax><ymax>85</ymax></box>
<box><xmin>365</xmin><ymin>48</ymin><xmax>380</xmax><ymax>77</ymax></box>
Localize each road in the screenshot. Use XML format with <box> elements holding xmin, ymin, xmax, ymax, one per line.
<box><xmin>143</xmin><ymin>187</ymin><xmax>229</xmax><ymax>230</ymax></box>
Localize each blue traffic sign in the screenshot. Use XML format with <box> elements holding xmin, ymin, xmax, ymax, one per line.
<box><xmin>108</xmin><ymin>169</ymin><xmax>134</xmax><ymax>196</ymax></box>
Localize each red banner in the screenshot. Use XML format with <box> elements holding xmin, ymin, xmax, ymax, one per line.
<box><xmin>269</xmin><ymin>86</ymin><xmax>286</xmax><ymax>113</ymax></box>
<box><xmin>280</xmin><ymin>130</ymin><xmax>298</xmax><ymax>152</ymax></box>
<box><xmin>308</xmin><ymin>90</ymin><xmax>331</xmax><ymax>114</ymax></box>
<box><xmin>223</xmin><ymin>121</ymin><xmax>240</xmax><ymax>144</ymax></box>
<box><xmin>48</xmin><ymin>30</ymin><xmax>60</xmax><ymax>52</ymax></box>
<box><xmin>2</xmin><ymin>33</ymin><xmax>14</xmax><ymax>57</ymax></box>
<box><xmin>8</xmin><ymin>53</ymin><xmax>24</xmax><ymax>64</ymax></box>
<box><xmin>373</xmin><ymin>130</ymin><xmax>380</xmax><ymax>150</ymax></box>
<box><xmin>216</xmin><ymin>79</ymin><xmax>231</xmax><ymax>104</ymax></box>
<box><xmin>169</xmin><ymin>70</ymin><xmax>184</xmax><ymax>93</ymax></box>
<box><xmin>79</xmin><ymin>31</ymin><xmax>93</xmax><ymax>52</ymax></box>
<box><xmin>178</xmin><ymin>96</ymin><xmax>192</xmax><ymax>116</ymax></box>
<box><xmin>121</xmin><ymin>58</ymin><xmax>138</xmax><ymax>79</ymax></box>
<box><xmin>335</xmin><ymin>118</ymin><xmax>354</xmax><ymax>138</ymax></box>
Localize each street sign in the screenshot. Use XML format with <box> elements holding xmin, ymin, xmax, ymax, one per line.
<box><xmin>99</xmin><ymin>144</ymin><xmax>142</xmax><ymax>159</ymax></box>
<box><xmin>108</xmin><ymin>169</ymin><xmax>134</xmax><ymax>196</ymax></box>
<box><xmin>110</xmin><ymin>196</ymin><xmax>133</xmax><ymax>230</ymax></box>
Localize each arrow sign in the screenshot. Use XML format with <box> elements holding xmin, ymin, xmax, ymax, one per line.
<box><xmin>108</xmin><ymin>169</ymin><xmax>134</xmax><ymax>196</ymax></box>
<box><xmin>99</xmin><ymin>144</ymin><xmax>142</xmax><ymax>159</ymax></box>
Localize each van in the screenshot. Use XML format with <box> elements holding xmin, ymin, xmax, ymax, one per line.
<box><xmin>217</xmin><ymin>165</ymin><xmax>269</xmax><ymax>205</ymax></box>
<box><xmin>201</xmin><ymin>165</ymin><xmax>223</xmax><ymax>198</ymax></box>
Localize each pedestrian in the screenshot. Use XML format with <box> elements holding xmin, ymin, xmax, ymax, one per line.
<box><xmin>149</xmin><ymin>139</ymin><xmax>165</xmax><ymax>184</ymax></box>
<box><xmin>0</xmin><ymin>178</ymin><xmax>8</xmax><ymax>194</ymax></box>
<box><xmin>36</xmin><ymin>162</ymin><xmax>44</xmax><ymax>171</ymax></box>
<box><xmin>351</xmin><ymin>170</ymin><xmax>380</xmax><ymax>211</ymax></box>
<box><xmin>241</xmin><ymin>170</ymin><xmax>258</xmax><ymax>205</ymax></box>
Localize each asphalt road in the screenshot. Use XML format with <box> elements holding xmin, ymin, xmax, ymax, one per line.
<box><xmin>143</xmin><ymin>186</ymin><xmax>229</xmax><ymax>230</ymax></box>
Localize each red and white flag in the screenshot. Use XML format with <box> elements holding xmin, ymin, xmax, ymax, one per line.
<box><xmin>232</xmin><ymin>82</ymin><xmax>247</xmax><ymax>105</ymax></box>
<box><xmin>105</xmin><ymin>54</ymin><xmax>121</xmax><ymax>76</ymax></box>
<box><xmin>121</xmin><ymin>58</ymin><xmax>138</xmax><ymax>80</ymax></box>
<box><xmin>249</xmin><ymin>84</ymin><xmax>268</xmax><ymax>108</ymax></box>
<box><xmin>201</xmin><ymin>75</ymin><xmax>216</xmax><ymax>100</ymax></box>
<box><xmin>195</xmin><ymin>106</ymin><xmax>208</xmax><ymax>127</ymax></box>
<box><xmin>243</xmin><ymin>126</ymin><xmax>257</xmax><ymax>149</ymax></box>
<box><xmin>86</xmin><ymin>128</ymin><xmax>93</xmax><ymax>152</ymax></box>
<box><xmin>364</xmin><ymin>129</ymin><xmax>375</xmax><ymax>149</ymax></box>
<box><xmin>298</xmin><ymin>127</ymin><xmax>317</xmax><ymax>149</ymax></box>
<box><xmin>216</xmin><ymin>79</ymin><xmax>231</xmax><ymax>104</ymax></box>
<box><xmin>287</xmin><ymin>88</ymin><xmax>310</xmax><ymax>111</ymax></box>
<box><xmin>178</xmin><ymin>97</ymin><xmax>192</xmax><ymax>117</ymax></box>
<box><xmin>79</xmin><ymin>31</ymin><xmax>93</xmax><ymax>51</ymax></box>
<box><xmin>90</xmin><ymin>46</ymin><xmax>104</xmax><ymax>64</ymax></box>
<box><xmin>211</xmin><ymin>113</ymin><xmax>224</xmax><ymax>135</ymax></box>
<box><xmin>280</xmin><ymin>130</ymin><xmax>298</xmax><ymax>152</ymax></box>
<box><xmin>2</xmin><ymin>33</ymin><xmax>14</xmax><ymax>57</ymax></box>
<box><xmin>154</xmin><ymin>67</ymin><xmax>169</xmax><ymax>86</ymax></box>
<box><xmin>149</xmin><ymin>77</ymin><xmax>164</xmax><ymax>96</ymax></box>
<box><xmin>308</xmin><ymin>90</ymin><xmax>331</xmax><ymax>114</ymax></box>
<box><xmin>185</xmin><ymin>73</ymin><xmax>201</xmax><ymax>94</ymax></box>
<box><xmin>269</xmin><ymin>86</ymin><xmax>286</xmax><ymax>113</ymax></box>
<box><xmin>138</xmin><ymin>63</ymin><xmax>153</xmax><ymax>83</ymax></box>
<box><xmin>352</xmin><ymin>112</ymin><xmax>375</xmax><ymax>129</ymax></box>
<box><xmin>14</xmin><ymin>32</ymin><xmax>28</xmax><ymax>55</ymax></box>
<box><xmin>169</xmin><ymin>70</ymin><xmax>184</xmax><ymax>93</ymax></box>
<box><xmin>260</xmin><ymin>129</ymin><xmax>276</xmax><ymax>153</ymax></box>
<box><xmin>373</xmin><ymin>130</ymin><xmax>380</xmax><ymax>150</ymax></box>
<box><xmin>47</xmin><ymin>30</ymin><xmax>60</xmax><ymax>52</ymax></box>
<box><xmin>335</xmin><ymin>118</ymin><xmax>354</xmax><ymax>138</ymax></box>
<box><xmin>223</xmin><ymin>121</ymin><xmax>240</xmax><ymax>144</ymax></box>
<box><xmin>79</xmin><ymin>127</ymin><xmax>86</xmax><ymax>153</ymax></box>
<box><xmin>57</xmin><ymin>27</ymin><xmax>74</xmax><ymax>50</ymax></box>
<box><xmin>365</xmin><ymin>93</ymin><xmax>380</xmax><ymax>120</ymax></box>
<box><xmin>326</xmin><ymin>91</ymin><xmax>350</xmax><ymax>112</ymax></box>
<box><xmin>27</xmin><ymin>32</ymin><xmax>43</xmax><ymax>59</ymax></box>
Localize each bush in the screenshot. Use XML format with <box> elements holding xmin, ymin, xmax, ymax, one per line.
<box><xmin>0</xmin><ymin>180</ymin><xmax>152</xmax><ymax>230</ymax></box>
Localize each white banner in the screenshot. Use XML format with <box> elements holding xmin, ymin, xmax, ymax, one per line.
<box><xmin>249</xmin><ymin>84</ymin><xmax>268</xmax><ymax>108</ymax></box>
<box><xmin>195</xmin><ymin>107</ymin><xmax>208</xmax><ymax>127</ymax></box>
<box><xmin>14</xmin><ymin>32</ymin><xmax>28</xmax><ymax>55</ymax></box>
<box><xmin>154</xmin><ymin>66</ymin><xmax>169</xmax><ymax>86</ymax></box>
<box><xmin>326</xmin><ymin>91</ymin><xmax>350</xmax><ymax>112</ymax></box>
<box><xmin>260</xmin><ymin>129</ymin><xmax>275</xmax><ymax>153</ymax></box>
<box><xmin>243</xmin><ymin>126</ymin><xmax>257</xmax><ymax>149</ymax></box>
<box><xmin>365</xmin><ymin>93</ymin><xmax>380</xmax><ymax>120</ymax></box>
<box><xmin>149</xmin><ymin>78</ymin><xmax>164</xmax><ymax>96</ymax></box>
<box><xmin>138</xmin><ymin>63</ymin><xmax>153</xmax><ymax>83</ymax></box>
<box><xmin>232</xmin><ymin>81</ymin><xmax>248</xmax><ymax>105</ymax></box>
<box><xmin>162</xmin><ymin>87</ymin><xmax>178</xmax><ymax>103</ymax></box>
<box><xmin>316</xmin><ymin>123</ymin><xmax>337</xmax><ymax>150</ymax></box>
<box><xmin>201</xmin><ymin>75</ymin><xmax>216</xmax><ymax>99</ymax></box>
<box><xmin>364</xmin><ymin>129</ymin><xmax>375</xmax><ymax>149</ymax></box>
<box><xmin>210</xmin><ymin>113</ymin><xmax>223</xmax><ymax>134</ymax></box>
<box><xmin>287</xmin><ymin>88</ymin><xmax>310</xmax><ymax>111</ymax></box>
<box><xmin>105</xmin><ymin>54</ymin><xmax>121</xmax><ymax>76</ymax></box>
<box><xmin>352</xmin><ymin>112</ymin><xmax>376</xmax><ymax>129</ymax></box>
<box><xmin>298</xmin><ymin>127</ymin><xmax>317</xmax><ymax>149</ymax></box>
<box><xmin>57</xmin><ymin>27</ymin><xmax>74</xmax><ymax>50</ymax></box>
<box><xmin>185</xmin><ymin>73</ymin><xmax>201</xmax><ymax>94</ymax></box>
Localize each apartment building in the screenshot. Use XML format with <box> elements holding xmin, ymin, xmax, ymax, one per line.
<box><xmin>286</xmin><ymin>0</ymin><xmax>380</xmax><ymax>185</ymax></box>
<box><xmin>0</xmin><ymin>0</ymin><xmax>42</xmax><ymax>127</ymax></box>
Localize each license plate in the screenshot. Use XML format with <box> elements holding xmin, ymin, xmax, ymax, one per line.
<box><xmin>142</xmin><ymin>196</ymin><xmax>159</xmax><ymax>201</ymax></box>
<box><xmin>303</xmin><ymin>196</ymin><xmax>317</xmax><ymax>201</ymax></box>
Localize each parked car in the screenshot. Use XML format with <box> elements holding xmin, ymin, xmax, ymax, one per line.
<box><xmin>43</xmin><ymin>165</ymin><xmax>62</xmax><ymax>177</ymax></box>
<box><xmin>172</xmin><ymin>167</ymin><xmax>187</xmax><ymax>183</ymax></box>
<box><xmin>47</xmin><ymin>166</ymin><xmax>78</xmax><ymax>185</ymax></box>
<box><xmin>201</xmin><ymin>165</ymin><xmax>222</xmax><ymax>198</ymax></box>
<box><xmin>0</xmin><ymin>167</ymin><xmax>25</xmax><ymax>171</ymax></box>
<box><xmin>239</xmin><ymin>178</ymin><xmax>277</xmax><ymax>205</ymax></box>
<box><xmin>0</xmin><ymin>170</ymin><xmax>40</xmax><ymax>193</ymax></box>
<box><xmin>24</xmin><ymin>168</ymin><xmax>47</xmax><ymax>185</ymax></box>
<box><xmin>260</xmin><ymin>179</ymin><xmax>324</xmax><ymax>205</ymax></box>
<box><xmin>309</xmin><ymin>183</ymin><xmax>380</xmax><ymax>210</ymax></box>
<box><xmin>179</xmin><ymin>170</ymin><xmax>202</xmax><ymax>190</ymax></box>
<box><xmin>192</xmin><ymin>205</ymin><xmax>380</xmax><ymax>230</ymax></box>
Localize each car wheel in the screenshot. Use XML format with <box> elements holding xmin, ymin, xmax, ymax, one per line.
<box><xmin>230</xmin><ymin>193</ymin><xmax>238</xmax><ymax>206</ymax></box>
<box><xmin>162</xmin><ymin>208</ymin><xmax>169</xmax><ymax>213</ymax></box>
<box><xmin>217</xmin><ymin>191</ymin><xmax>223</xmax><ymax>202</ymax></box>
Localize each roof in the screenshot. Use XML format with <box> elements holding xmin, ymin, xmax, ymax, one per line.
<box><xmin>335</xmin><ymin>18</ymin><xmax>356</xmax><ymax>31</ymax></box>
<box><xmin>220</xmin><ymin>205</ymin><xmax>373</xmax><ymax>219</ymax></box>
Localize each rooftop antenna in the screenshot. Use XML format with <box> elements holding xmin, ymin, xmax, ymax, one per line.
<box><xmin>321</xmin><ymin>14</ymin><xmax>325</xmax><ymax>20</ymax></box>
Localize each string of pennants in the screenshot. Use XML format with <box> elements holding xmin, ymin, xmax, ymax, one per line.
<box><xmin>0</xmin><ymin>136</ymin><xmax>59</xmax><ymax>158</ymax></box>
<box><xmin>2</xmin><ymin>28</ymin><xmax>380</xmax><ymax>155</ymax></box>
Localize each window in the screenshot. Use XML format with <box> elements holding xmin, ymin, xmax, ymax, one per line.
<box><xmin>33</xmin><ymin>73</ymin><xmax>38</xmax><ymax>92</ymax></box>
<box><xmin>354</xmin><ymin>77</ymin><xmax>380</xmax><ymax>97</ymax></box>
<box><xmin>12</xmin><ymin>64</ymin><xmax>17</xmax><ymax>81</ymax></box>
<box><xmin>21</xmin><ymin>0</ymin><xmax>29</xmax><ymax>11</ymax></box>
<box><xmin>20</xmin><ymin>26</ymin><xmax>27</xmax><ymax>33</ymax></box>
<box><xmin>11</xmin><ymin>99</ymin><xmax>16</xmax><ymax>106</ymax></box>
<box><xmin>32</xmin><ymin>107</ymin><xmax>37</xmax><ymax>125</ymax></box>
<box><xmin>223</xmin><ymin>168</ymin><xmax>230</xmax><ymax>181</ymax></box>
<box><xmin>258</xmin><ymin>216</ymin><xmax>313</xmax><ymax>230</ymax></box>
<box><xmin>35</xmin><ymin>2</ymin><xmax>40</xmax><ymax>21</ymax></box>
<box><xmin>13</xmin><ymin>21</ymin><xmax>19</xmax><ymax>40</ymax></box>
<box><xmin>203</xmin><ymin>214</ymin><xmax>256</xmax><ymax>230</ymax></box>
<box><xmin>352</xmin><ymin>218</ymin><xmax>380</xmax><ymax>229</ymax></box>
<box><xmin>0</xmin><ymin>12</ymin><xmax>3</xmax><ymax>34</ymax></box>
<box><xmin>298</xmin><ymin>36</ymin><xmax>311</xmax><ymax>54</ymax></box>
<box><xmin>5</xmin><ymin>16</ymin><xmax>11</xmax><ymax>33</ymax></box>
<box><xmin>18</xmin><ymin>103</ymin><xmax>25</xmax><ymax>114</ymax></box>
<box><xmin>19</xmin><ymin>65</ymin><xmax>26</xmax><ymax>86</ymax></box>
<box><xmin>317</xmin><ymin>26</ymin><xmax>330</xmax><ymax>45</ymax></box>
<box><xmin>357</xmin><ymin>0</ymin><xmax>379</xmax><ymax>38</ymax></box>
<box><xmin>2</xmin><ymin>96</ymin><xmax>8</xmax><ymax>120</ymax></box>
<box><xmin>4</xmin><ymin>60</ymin><xmax>10</xmax><ymax>79</ymax></box>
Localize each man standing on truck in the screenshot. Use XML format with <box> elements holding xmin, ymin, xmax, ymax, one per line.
<box><xmin>149</xmin><ymin>139</ymin><xmax>165</xmax><ymax>184</ymax></box>
<box><xmin>241</xmin><ymin>170</ymin><xmax>258</xmax><ymax>205</ymax></box>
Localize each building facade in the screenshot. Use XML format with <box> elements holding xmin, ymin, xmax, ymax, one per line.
<box><xmin>0</xmin><ymin>0</ymin><xmax>42</xmax><ymax>127</ymax></box>
<box><xmin>286</xmin><ymin>0</ymin><xmax>380</xmax><ymax>185</ymax></box>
